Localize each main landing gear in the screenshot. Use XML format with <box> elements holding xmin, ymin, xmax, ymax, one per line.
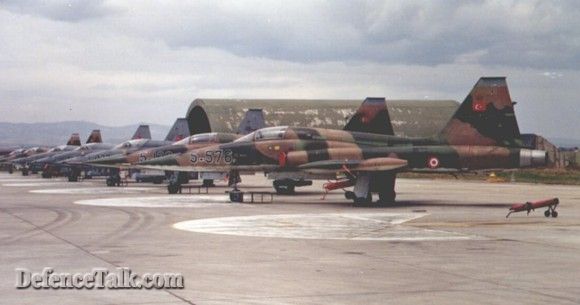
<box><xmin>166</xmin><ymin>172</ymin><xmax>190</xmax><ymax>194</ymax></box>
<box><xmin>105</xmin><ymin>174</ymin><xmax>121</xmax><ymax>186</ymax></box>
<box><xmin>68</xmin><ymin>168</ymin><xmax>81</xmax><ymax>182</ymax></box>
<box><xmin>346</xmin><ymin>172</ymin><xmax>397</xmax><ymax>207</ymax></box>
<box><xmin>229</xmin><ymin>170</ymin><xmax>244</xmax><ymax>203</ymax></box>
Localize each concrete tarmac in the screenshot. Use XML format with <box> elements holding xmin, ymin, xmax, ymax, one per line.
<box><xmin>1</xmin><ymin>172</ymin><xmax>579</xmax><ymax>304</ymax></box>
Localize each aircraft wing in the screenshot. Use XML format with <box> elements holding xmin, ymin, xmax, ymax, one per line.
<box><xmin>136</xmin><ymin>164</ymin><xmax>279</xmax><ymax>173</ymax></box>
<box><xmin>86</xmin><ymin>162</ymin><xmax>134</xmax><ymax>170</ymax></box>
<box><xmin>298</xmin><ymin>157</ymin><xmax>407</xmax><ymax>174</ymax></box>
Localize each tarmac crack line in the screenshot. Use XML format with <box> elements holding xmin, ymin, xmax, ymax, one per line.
<box><xmin>0</xmin><ymin>208</ymin><xmax>197</xmax><ymax>305</ymax></box>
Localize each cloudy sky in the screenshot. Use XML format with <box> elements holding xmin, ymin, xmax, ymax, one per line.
<box><xmin>0</xmin><ymin>0</ymin><xmax>578</xmax><ymax>139</ymax></box>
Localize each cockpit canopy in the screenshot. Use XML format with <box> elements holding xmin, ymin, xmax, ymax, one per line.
<box><xmin>235</xmin><ymin>127</ymin><xmax>288</xmax><ymax>143</ymax></box>
<box><xmin>113</xmin><ymin>139</ymin><xmax>149</xmax><ymax>150</ymax></box>
<box><xmin>174</xmin><ymin>133</ymin><xmax>218</xmax><ymax>145</ymax></box>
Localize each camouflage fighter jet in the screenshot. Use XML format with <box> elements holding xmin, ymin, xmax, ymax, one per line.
<box><xmin>31</xmin><ymin>130</ymin><xmax>110</xmax><ymax>178</ymax></box>
<box><xmin>139</xmin><ymin>77</ymin><xmax>547</xmax><ymax>204</ymax></box>
<box><xmin>93</xmin><ymin>100</ymin><xmax>392</xmax><ymax>193</ymax></box>
<box><xmin>87</xmin><ymin>109</ymin><xmax>267</xmax><ymax>192</ymax></box>
<box><xmin>63</xmin><ymin>120</ymin><xmax>190</xmax><ymax>185</ymax></box>
<box><xmin>9</xmin><ymin>133</ymin><xmax>82</xmax><ymax>170</ymax></box>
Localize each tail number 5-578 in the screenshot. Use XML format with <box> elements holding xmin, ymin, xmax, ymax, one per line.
<box><xmin>191</xmin><ymin>150</ymin><xmax>233</xmax><ymax>164</ymax></box>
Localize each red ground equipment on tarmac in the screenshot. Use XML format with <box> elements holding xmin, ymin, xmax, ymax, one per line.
<box><xmin>506</xmin><ymin>198</ymin><xmax>559</xmax><ymax>218</ymax></box>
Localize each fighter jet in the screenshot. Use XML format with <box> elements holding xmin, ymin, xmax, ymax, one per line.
<box><xmin>91</xmin><ymin>102</ymin><xmax>391</xmax><ymax>193</ymax></box>
<box><xmin>87</xmin><ymin>109</ymin><xmax>267</xmax><ymax>191</ymax></box>
<box><xmin>9</xmin><ymin>133</ymin><xmax>82</xmax><ymax>170</ymax></box>
<box><xmin>63</xmin><ymin>119</ymin><xmax>190</xmax><ymax>185</ymax></box>
<box><xmin>31</xmin><ymin>130</ymin><xmax>110</xmax><ymax>178</ymax></box>
<box><xmin>138</xmin><ymin>77</ymin><xmax>547</xmax><ymax>205</ymax></box>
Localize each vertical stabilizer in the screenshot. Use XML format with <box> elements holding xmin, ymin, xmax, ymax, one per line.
<box><xmin>439</xmin><ymin>77</ymin><xmax>522</xmax><ymax>147</ymax></box>
<box><xmin>237</xmin><ymin>109</ymin><xmax>266</xmax><ymax>135</ymax></box>
<box><xmin>344</xmin><ymin>97</ymin><xmax>394</xmax><ymax>135</ymax></box>
<box><xmin>86</xmin><ymin>130</ymin><xmax>102</xmax><ymax>143</ymax></box>
<box><xmin>165</xmin><ymin>118</ymin><xmax>191</xmax><ymax>141</ymax></box>
<box><xmin>66</xmin><ymin>133</ymin><xmax>81</xmax><ymax>146</ymax></box>
<box><xmin>132</xmin><ymin>125</ymin><xmax>151</xmax><ymax>140</ymax></box>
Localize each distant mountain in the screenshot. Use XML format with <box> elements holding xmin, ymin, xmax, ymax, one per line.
<box><xmin>0</xmin><ymin>121</ymin><xmax>170</xmax><ymax>146</ymax></box>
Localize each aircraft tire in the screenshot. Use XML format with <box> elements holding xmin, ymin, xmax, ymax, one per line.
<box><xmin>552</xmin><ymin>211</ymin><xmax>558</xmax><ymax>218</ymax></box>
<box><xmin>202</xmin><ymin>179</ymin><xmax>215</xmax><ymax>187</ymax></box>
<box><xmin>167</xmin><ymin>183</ymin><xmax>180</xmax><ymax>194</ymax></box>
<box><xmin>378</xmin><ymin>190</ymin><xmax>396</xmax><ymax>204</ymax></box>
<box><xmin>229</xmin><ymin>190</ymin><xmax>244</xmax><ymax>203</ymax></box>
<box><xmin>544</xmin><ymin>210</ymin><xmax>551</xmax><ymax>217</ymax></box>
<box><xmin>353</xmin><ymin>193</ymin><xmax>372</xmax><ymax>207</ymax></box>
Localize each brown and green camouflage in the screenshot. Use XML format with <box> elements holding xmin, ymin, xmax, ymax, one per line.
<box><xmin>139</xmin><ymin>77</ymin><xmax>547</xmax><ymax>204</ymax></box>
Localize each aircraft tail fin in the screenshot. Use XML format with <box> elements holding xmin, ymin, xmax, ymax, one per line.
<box><xmin>438</xmin><ymin>77</ymin><xmax>522</xmax><ymax>147</ymax></box>
<box><xmin>237</xmin><ymin>109</ymin><xmax>266</xmax><ymax>135</ymax></box>
<box><xmin>344</xmin><ymin>97</ymin><xmax>394</xmax><ymax>135</ymax></box>
<box><xmin>165</xmin><ymin>118</ymin><xmax>191</xmax><ymax>141</ymax></box>
<box><xmin>132</xmin><ymin>125</ymin><xmax>151</xmax><ymax>140</ymax></box>
<box><xmin>86</xmin><ymin>130</ymin><xmax>102</xmax><ymax>143</ymax></box>
<box><xmin>66</xmin><ymin>133</ymin><xmax>81</xmax><ymax>146</ymax></box>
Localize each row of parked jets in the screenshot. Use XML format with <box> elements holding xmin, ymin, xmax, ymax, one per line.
<box><xmin>1</xmin><ymin>77</ymin><xmax>548</xmax><ymax>205</ymax></box>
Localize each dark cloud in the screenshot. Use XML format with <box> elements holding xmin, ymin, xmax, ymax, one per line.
<box><xmin>136</xmin><ymin>1</ymin><xmax>580</xmax><ymax>69</ymax></box>
<box><xmin>0</xmin><ymin>1</ymin><xmax>578</xmax><ymax>140</ymax></box>
<box><xmin>0</xmin><ymin>0</ymin><xmax>120</xmax><ymax>22</ymax></box>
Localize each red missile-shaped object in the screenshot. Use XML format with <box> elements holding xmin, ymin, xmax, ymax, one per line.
<box><xmin>323</xmin><ymin>179</ymin><xmax>355</xmax><ymax>192</ymax></box>
<box><xmin>506</xmin><ymin>198</ymin><xmax>559</xmax><ymax>218</ymax></box>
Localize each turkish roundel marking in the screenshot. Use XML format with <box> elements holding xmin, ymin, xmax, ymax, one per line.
<box><xmin>428</xmin><ymin>156</ymin><xmax>440</xmax><ymax>169</ymax></box>
<box><xmin>472</xmin><ymin>99</ymin><xmax>487</xmax><ymax>112</ymax></box>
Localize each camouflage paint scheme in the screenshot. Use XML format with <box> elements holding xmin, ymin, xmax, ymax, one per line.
<box><xmin>140</xmin><ymin>77</ymin><xmax>547</xmax><ymax>204</ymax></box>
<box><xmin>90</xmin><ymin>132</ymin><xmax>240</xmax><ymax>167</ymax></box>
<box><xmin>8</xmin><ymin>133</ymin><xmax>82</xmax><ymax>166</ymax></box>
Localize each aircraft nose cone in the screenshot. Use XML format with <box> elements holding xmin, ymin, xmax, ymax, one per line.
<box><xmin>89</xmin><ymin>154</ymin><xmax>127</xmax><ymax>165</ymax></box>
<box><xmin>62</xmin><ymin>157</ymin><xmax>83</xmax><ymax>165</ymax></box>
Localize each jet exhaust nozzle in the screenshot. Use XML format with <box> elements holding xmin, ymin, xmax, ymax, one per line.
<box><xmin>519</xmin><ymin>149</ymin><xmax>547</xmax><ymax>168</ymax></box>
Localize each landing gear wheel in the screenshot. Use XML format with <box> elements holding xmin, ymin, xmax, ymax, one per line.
<box><xmin>544</xmin><ymin>210</ymin><xmax>551</xmax><ymax>217</ymax></box>
<box><xmin>68</xmin><ymin>175</ymin><xmax>79</xmax><ymax>182</ymax></box>
<box><xmin>353</xmin><ymin>193</ymin><xmax>373</xmax><ymax>207</ymax></box>
<box><xmin>202</xmin><ymin>179</ymin><xmax>215</xmax><ymax>187</ymax></box>
<box><xmin>106</xmin><ymin>177</ymin><xmax>114</xmax><ymax>186</ymax></box>
<box><xmin>167</xmin><ymin>183</ymin><xmax>180</xmax><ymax>194</ymax></box>
<box><xmin>229</xmin><ymin>190</ymin><xmax>244</xmax><ymax>203</ymax></box>
<box><xmin>551</xmin><ymin>211</ymin><xmax>558</xmax><ymax>218</ymax></box>
<box><xmin>378</xmin><ymin>191</ymin><xmax>396</xmax><ymax>204</ymax></box>
<box><xmin>345</xmin><ymin>191</ymin><xmax>355</xmax><ymax>200</ymax></box>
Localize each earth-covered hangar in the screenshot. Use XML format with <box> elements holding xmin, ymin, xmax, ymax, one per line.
<box><xmin>185</xmin><ymin>98</ymin><xmax>460</xmax><ymax>138</ymax></box>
